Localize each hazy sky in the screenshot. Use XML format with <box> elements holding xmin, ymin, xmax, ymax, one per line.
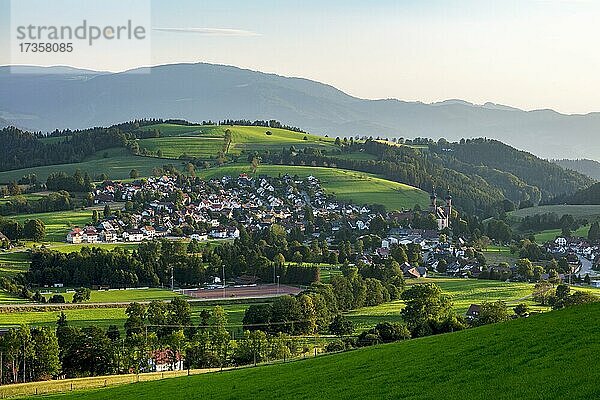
<box><xmin>1</xmin><ymin>0</ymin><xmax>599</xmax><ymax>114</ymax></box>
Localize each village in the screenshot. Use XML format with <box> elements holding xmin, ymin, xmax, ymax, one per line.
<box><xmin>68</xmin><ymin>174</ymin><xmax>375</xmax><ymax>244</ymax></box>
<box><xmin>62</xmin><ymin>173</ymin><xmax>600</xmax><ymax>286</ymax></box>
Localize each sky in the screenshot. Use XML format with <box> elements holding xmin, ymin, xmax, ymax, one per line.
<box><xmin>0</xmin><ymin>0</ymin><xmax>599</xmax><ymax>114</ymax></box>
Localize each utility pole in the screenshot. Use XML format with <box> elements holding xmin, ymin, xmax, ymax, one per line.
<box><xmin>171</xmin><ymin>266</ymin><xmax>174</xmax><ymax>291</ymax></box>
<box><xmin>277</xmin><ymin>275</ymin><xmax>280</xmax><ymax>295</ymax></box>
<box><xmin>22</xmin><ymin>343</ymin><xmax>25</xmax><ymax>384</ymax></box>
<box><xmin>222</xmin><ymin>264</ymin><xmax>226</xmax><ymax>298</ymax></box>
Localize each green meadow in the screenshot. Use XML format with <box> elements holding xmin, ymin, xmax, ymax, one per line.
<box><xmin>509</xmin><ymin>204</ymin><xmax>600</xmax><ymax>221</ymax></box>
<box><xmin>41</xmin><ymin>288</ymin><xmax>186</xmax><ymax>304</ymax></box>
<box><xmin>533</xmin><ymin>224</ymin><xmax>590</xmax><ymax>243</ymax></box>
<box><xmin>10</xmin><ymin>209</ymin><xmax>94</xmax><ymax>242</ymax></box>
<box><xmin>138</xmin><ymin>124</ymin><xmax>337</xmax><ymax>160</ymax></box>
<box><xmin>481</xmin><ymin>245</ymin><xmax>517</xmax><ymax>265</ymax></box>
<box><xmin>329</xmin><ymin>151</ymin><xmax>378</xmax><ymax>161</ymax></box>
<box><xmin>346</xmin><ymin>277</ymin><xmax>538</xmax><ymax>330</ymax></box>
<box><xmin>0</xmin><ymin>193</ymin><xmax>45</xmax><ymax>205</ymax></box>
<box><xmin>30</xmin><ymin>302</ymin><xmax>600</xmax><ymax>400</ymax></box>
<box><xmin>0</xmin><ymin>302</ymin><xmax>253</xmax><ymax>332</ymax></box>
<box><xmin>0</xmin><ymin>251</ymin><xmax>30</xmax><ymax>277</ymax></box>
<box><xmin>45</xmin><ymin>243</ymin><xmax>140</xmax><ymax>253</ymax></box>
<box><xmin>0</xmin><ymin>148</ymin><xmax>175</xmax><ymax>184</ymax></box>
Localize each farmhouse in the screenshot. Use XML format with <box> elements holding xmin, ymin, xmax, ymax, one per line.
<box><xmin>83</xmin><ymin>227</ymin><xmax>99</xmax><ymax>243</ymax></box>
<box><xmin>149</xmin><ymin>349</ymin><xmax>183</xmax><ymax>372</ymax></box>
<box><xmin>66</xmin><ymin>228</ymin><xmax>83</xmax><ymax>244</ymax></box>
<box><xmin>141</xmin><ymin>226</ymin><xmax>156</xmax><ymax>239</ymax></box>
<box><xmin>123</xmin><ymin>229</ymin><xmax>145</xmax><ymax>242</ymax></box>
<box><xmin>190</xmin><ymin>233</ymin><xmax>208</xmax><ymax>241</ymax></box>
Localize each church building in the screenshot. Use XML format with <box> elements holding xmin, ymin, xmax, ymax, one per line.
<box><xmin>430</xmin><ymin>187</ymin><xmax>452</xmax><ymax>230</ymax></box>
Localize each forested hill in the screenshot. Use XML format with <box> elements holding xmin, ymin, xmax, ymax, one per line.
<box><xmin>0</xmin><ymin>125</ymin><xmax>134</xmax><ymax>172</ymax></box>
<box><xmin>552</xmin><ymin>159</ymin><xmax>600</xmax><ymax>181</ymax></box>
<box><xmin>431</xmin><ymin>139</ymin><xmax>594</xmax><ymax>202</ymax></box>
<box><xmin>284</xmin><ymin>138</ymin><xmax>592</xmax><ymax>215</ymax></box>
<box><xmin>554</xmin><ymin>182</ymin><xmax>600</xmax><ymax>205</ymax></box>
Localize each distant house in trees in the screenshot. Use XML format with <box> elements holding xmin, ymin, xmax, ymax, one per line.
<box><xmin>0</xmin><ymin>232</ymin><xmax>12</xmax><ymax>249</ymax></box>
<box><xmin>83</xmin><ymin>227</ymin><xmax>99</xmax><ymax>243</ymax></box>
<box><xmin>401</xmin><ymin>262</ymin><xmax>426</xmax><ymax>279</ymax></box>
<box><xmin>190</xmin><ymin>233</ymin><xmax>208</xmax><ymax>241</ymax></box>
<box><xmin>141</xmin><ymin>226</ymin><xmax>156</xmax><ymax>239</ymax></box>
<box><xmin>465</xmin><ymin>304</ymin><xmax>481</xmax><ymax>321</ymax></box>
<box><xmin>149</xmin><ymin>349</ymin><xmax>183</xmax><ymax>372</ymax></box>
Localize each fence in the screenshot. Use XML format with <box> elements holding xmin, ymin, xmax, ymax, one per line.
<box><xmin>0</xmin><ymin>335</ymin><xmax>342</xmax><ymax>399</ymax></box>
<box><xmin>0</xmin><ymin>368</ymin><xmax>220</xmax><ymax>398</ymax></box>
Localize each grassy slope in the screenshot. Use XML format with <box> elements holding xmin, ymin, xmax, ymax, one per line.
<box><xmin>199</xmin><ymin>164</ymin><xmax>429</xmax><ymax>210</ymax></box>
<box><xmin>10</xmin><ymin>209</ymin><xmax>93</xmax><ymax>242</ymax></box>
<box><xmin>481</xmin><ymin>245</ymin><xmax>517</xmax><ymax>265</ymax></box>
<box><xmin>0</xmin><ymin>302</ymin><xmax>252</xmax><ymax>331</ymax></box>
<box><xmin>0</xmin><ymin>148</ymin><xmax>174</xmax><ymax>184</ymax></box>
<box><xmin>346</xmin><ymin>277</ymin><xmax>537</xmax><ymax>329</ymax></box>
<box><xmin>509</xmin><ymin>204</ymin><xmax>600</xmax><ymax>221</ymax></box>
<box><xmin>0</xmin><ymin>193</ymin><xmax>45</xmax><ymax>205</ymax></box>
<box><xmin>534</xmin><ymin>225</ymin><xmax>590</xmax><ymax>244</ymax></box>
<box><xmin>138</xmin><ymin>124</ymin><xmax>336</xmax><ymax>160</ymax></box>
<box><xmin>36</xmin><ymin>303</ymin><xmax>600</xmax><ymax>400</ymax></box>
<box><xmin>507</xmin><ymin>205</ymin><xmax>596</xmax><ymax>242</ymax></box>
<box><xmin>0</xmin><ymin>251</ymin><xmax>30</xmax><ymax>277</ymax></box>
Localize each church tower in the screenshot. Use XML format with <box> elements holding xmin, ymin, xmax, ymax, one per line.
<box><xmin>445</xmin><ymin>187</ymin><xmax>452</xmax><ymax>217</ymax></box>
<box><xmin>430</xmin><ymin>187</ymin><xmax>437</xmax><ymax>211</ymax></box>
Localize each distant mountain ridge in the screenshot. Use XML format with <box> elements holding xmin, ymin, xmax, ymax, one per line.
<box><xmin>552</xmin><ymin>159</ymin><xmax>600</xmax><ymax>181</ymax></box>
<box><xmin>2</xmin><ymin>62</ymin><xmax>600</xmax><ymax>159</ymax></box>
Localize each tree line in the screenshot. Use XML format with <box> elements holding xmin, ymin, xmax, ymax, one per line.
<box><xmin>46</xmin><ymin>170</ymin><xmax>94</xmax><ymax>193</ymax></box>
<box><xmin>4</xmin><ymin>278</ymin><xmax>584</xmax><ymax>384</ymax></box>
<box><xmin>0</xmin><ymin>191</ymin><xmax>75</xmax><ymax>216</ymax></box>
<box><xmin>0</xmin><ymin>126</ymin><xmax>130</xmax><ymax>172</ymax></box>
<box><xmin>26</xmin><ymin>234</ymin><xmax>319</xmax><ymax>288</ymax></box>
<box><xmin>0</xmin><ymin>217</ymin><xmax>45</xmax><ymax>242</ymax></box>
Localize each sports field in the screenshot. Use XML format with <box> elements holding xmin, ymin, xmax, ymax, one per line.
<box><xmin>184</xmin><ymin>284</ymin><xmax>302</xmax><ymax>300</ymax></box>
